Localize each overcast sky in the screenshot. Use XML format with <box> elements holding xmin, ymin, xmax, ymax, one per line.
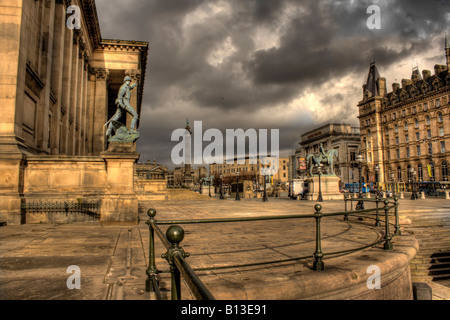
<box><xmin>95</xmin><ymin>0</ymin><xmax>450</xmax><ymax>169</ymax></box>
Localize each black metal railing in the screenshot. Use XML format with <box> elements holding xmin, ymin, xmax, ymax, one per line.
<box><xmin>145</xmin><ymin>197</ymin><xmax>400</xmax><ymax>300</ymax></box>
<box><xmin>21</xmin><ymin>200</ymin><xmax>101</xmax><ymax>220</ymax></box>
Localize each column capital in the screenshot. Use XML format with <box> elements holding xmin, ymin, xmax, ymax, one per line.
<box><xmin>125</xmin><ymin>69</ymin><xmax>141</xmax><ymax>82</ymax></box>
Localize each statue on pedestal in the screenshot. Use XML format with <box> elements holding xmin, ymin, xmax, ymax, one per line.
<box><xmin>306</xmin><ymin>143</ymin><xmax>338</xmax><ymax>176</ymax></box>
<box><xmin>105</xmin><ymin>76</ymin><xmax>140</xmax><ymax>143</ymax></box>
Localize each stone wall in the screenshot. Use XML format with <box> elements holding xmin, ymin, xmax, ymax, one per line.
<box><xmin>0</xmin><ymin>142</ymin><xmax>146</xmax><ymax>225</ymax></box>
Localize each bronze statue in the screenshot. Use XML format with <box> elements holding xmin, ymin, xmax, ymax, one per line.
<box><xmin>105</xmin><ymin>76</ymin><xmax>140</xmax><ymax>143</ymax></box>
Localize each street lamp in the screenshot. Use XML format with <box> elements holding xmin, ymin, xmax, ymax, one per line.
<box><xmin>235</xmin><ymin>171</ymin><xmax>241</xmax><ymax>201</ymax></box>
<box><xmin>356</xmin><ymin>154</ymin><xmax>364</xmax><ymax>210</ymax></box>
<box><xmin>410</xmin><ymin>168</ymin><xmax>417</xmax><ymax>200</ymax></box>
<box><xmin>208</xmin><ymin>176</ymin><xmax>212</xmax><ymax>198</ymax></box>
<box><xmin>219</xmin><ymin>175</ymin><xmax>225</xmax><ymax>200</ymax></box>
<box><xmin>316</xmin><ymin>163</ymin><xmax>323</xmax><ymax>202</ymax></box>
<box><xmin>374</xmin><ymin>165</ymin><xmax>380</xmax><ymax>197</ymax></box>
<box><xmin>263</xmin><ymin>173</ymin><xmax>268</xmax><ymax>202</ymax></box>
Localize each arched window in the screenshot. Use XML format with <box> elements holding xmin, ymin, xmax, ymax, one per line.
<box><xmin>426</xmin><ymin>115</ymin><xmax>431</xmax><ymax>125</ymax></box>
<box><xmin>438</xmin><ymin>112</ymin><xmax>444</xmax><ymax>122</ymax></box>
<box><xmin>397</xmin><ymin>166</ymin><xmax>402</xmax><ymax>182</ymax></box>
<box><xmin>418</xmin><ymin>164</ymin><xmax>423</xmax><ymax>182</ymax></box>
<box><xmin>442</xmin><ymin>161</ymin><xmax>448</xmax><ymax>182</ymax></box>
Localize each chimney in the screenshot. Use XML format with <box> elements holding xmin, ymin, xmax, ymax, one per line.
<box><xmin>392</xmin><ymin>83</ymin><xmax>400</xmax><ymax>93</ymax></box>
<box><xmin>422</xmin><ymin>70</ymin><xmax>431</xmax><ymax>81</ymax></box>
<box><xmin>401</xmin><ymin>79</ymin><xmax>412</xmax><ymax>89</ymax></box>
<box><xmin>434</xmin><ymin>64</ymin><xmax>447</xmax><ymax>76</ymax></box>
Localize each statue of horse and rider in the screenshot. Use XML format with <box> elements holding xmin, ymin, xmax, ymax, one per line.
<box><xmin>306</xmin><ymin>143</ymin><xmax>338</xmax><ymax>176</ymax></box>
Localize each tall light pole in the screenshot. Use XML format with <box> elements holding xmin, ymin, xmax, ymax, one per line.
<box><xmin>316</xmin><ymin>163</ymin><xmax>323</xmax><ymax>202</ymax></box>
<box><xmin>235</xmin><ymin>171</ymin><xmax>241</xmax><ymax>201</ymax></box>
<box><xmin>219</xmin><ymin>174</ymin><xmax>225</xmax><ymax>200</ymax></box>
<box><xmin>208</xmin><ymin>176</ymin><xmax>212</xmax><ymax>198</ymax></box>
<box><xmin>263</xmin><ymin>173</ymin><xmax>268</xmax><ymax>202</ymax></box>
<box><xmin>410</xmin><ymin>168</ymin><xmax>417</xmax><ymax>200</ymax></box>
<box><xmin>356</xmin><ymin>154</ymin><xmax>364</xmax><ymax>210</ymax></box>
<box><xmin>390</xmin><ymin>173</ymin><xmax>395</xmax><ymax>196</ymax></box>
<box><xmin>375</xmin><ymin>164</ymin><xmax>380</xmax><ymax>197</ymax></box>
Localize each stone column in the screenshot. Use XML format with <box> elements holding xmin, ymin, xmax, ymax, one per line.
<box><xmin>100</xmin><ymin>142</ymin><xmax>139</xmax><ymax>224</ymax></box>
<box><xmin>68</xmin><ymin>30</ymin><xmax>80</xmax><ymax>155</ymax></box>
<box><xmin>92</xmin><ymin>68</ymin><xmax>109</xmax><ymax>155</ymax></box>
<box><xmin>60</xmin><ymin>26</ymin><xmax>74</xmax><ymax>155</ymax></box>
<box><xmin>86</xmin><ymin>67</ymin><xmax>96</xmax><ymax>155</ymax></box>
<box><xmin>36</xmin><ymin>0</ymin><xmax>55</xmax><ymax>154</ymax></box>
<box><xmin>50</xmin><ymin>1</ymin><xmax>66</xmax><ymax>155</ymax></box>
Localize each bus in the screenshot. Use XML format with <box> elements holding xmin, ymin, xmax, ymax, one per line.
<box><xmin>344</xmin><ymin>183</ymin><xmax>374</xmax><ymax>194</ymax></box>
<box><xmin>417</xmin><ymin>181</ymin><xmax>447</xmax><ymax>196</ymax></box>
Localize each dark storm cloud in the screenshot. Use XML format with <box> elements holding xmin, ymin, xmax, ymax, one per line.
<box><xmin>95</xmin><ymin>0</ymin><xmax>449</xmax><ymax>168</ymax></box>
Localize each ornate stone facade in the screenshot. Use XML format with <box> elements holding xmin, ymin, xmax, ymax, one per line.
<box><xmin>357</xmin><ymin>36</ymin><xmax>450</xmax><ymax>185</ymax></box>
<box><xmin>0</xmin><ymin>0</ymin><xmax>149</xmax><ymax>224</ymax></box>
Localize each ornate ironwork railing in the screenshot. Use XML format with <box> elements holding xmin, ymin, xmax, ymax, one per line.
<box><xmin>145</xmin><ymin>197</ymin><xmax>400</xmax><ymax>300</ymax></box>
<box><xmin>21</xmin><ymin>200</ymin><xmax>101</xmax><ymax>220</ymax></box>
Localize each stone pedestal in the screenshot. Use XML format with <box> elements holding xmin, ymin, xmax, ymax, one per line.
<box><xmin>201</xmin><ymin>185</ymin><xmax>215</xmax><ymax>196</ymax></box>
<box><xmin>305</xmin><ymin>176</ymin><xmax>343</xmax><ymax>201</ymax></box>
<box><xmin>101</xmin><ymin>142</ymin><xmax>139</xmax><ymax>224</ymax></box>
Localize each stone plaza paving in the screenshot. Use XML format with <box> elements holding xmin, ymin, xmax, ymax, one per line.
<box><xmin>0</xmin><ymin>198</ymin><xmax>449</xmax><ymax>300</ymax></box>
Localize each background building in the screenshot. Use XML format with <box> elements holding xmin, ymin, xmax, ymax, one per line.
<box><xmin>209</xmin><ymin>157</ymin><xmax>289</xmax><ymax>186</ymax></box>
<box><xmin>294</xmin><ymin>124</ymin><xmax>361</xmax><ymax>185</ymax></box>
<box><xmin>357</xmin><ymin>36</ymin><xmax>450</xmax><ymax>186</ymax></box>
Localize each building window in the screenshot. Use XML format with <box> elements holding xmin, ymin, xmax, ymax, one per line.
<box><xmin>439</xmin><ymin>127</ymin><xmax>445</xmax><ymax>137</ymax></box>
<box><xmin>415</xmin><ymin>119</ymin><xmax>419</xmax><ymax>128</ymax></box>
<box><xmin>396</xmin><ymin>149</ymin><xmax>400</xmax><ymax>159</ymax></box>
<box><xmin>413</xmin><ymin>106</ymin><xmax>417</xmax><ymax>114</ymax></box>
<box><xmin>396</xmin><ymin>136</ymin><xmax>399</xmax><ymax>144</ymax></box>
<box><xmin>418</xmin><ymin>164</ymin><xmax>423</xmax><ymax>182</ymax></box>
<box><xmin>393</xmin><ymin>113</ymin><xmax>397</xmax><ymax>120</ymax></box>
<box><xmin>404</xmin><ymin>122</ymin><xmax>408</xmax><ymax>130</ymax></box>
<box><xmin>416</xmin><ymin>132</ymin><xmax>420</xmax><ymax>141</ymax></box>
<box><xmin>397</xmin><ymin>166</ymin><xmax>402</xmax><ymax>181</ymax></box>
<box><xmin>402</xmin><ymin>110</ymin><xmax>406</xmax><ymax>117</ymax></box>
<box><xmin>424</xmin><ymin>103</ymin><xmax>428</xmax><ymax>111</ymax></box>
<box><xmin>426</xmin><ymin>115</ymin><xmax>431</xmax><ymax>125</ymax></box>
<box><xmin>417</xmin><ymin>145</ymin><xmax>421</xmax><ymax>157</ymax></box>
<box><xmin>436</xmin><ymin>99</ymin><xmax>441</xmax><ymax>107</ymax></box>
<box><xmin>427</xmin><ymin>129</ymin><xmax>432</xmax><ymax>139</ymax></box>
<box><xmin>395</xmin><ymin>124</ymin><xmax>398</xmax><ymax>133</ymax></box>
<box><xmin>438</xmin><ymin>112</ymin><xmax>444</xmax><ymax>122</ymax></box>
<box><xmin>406</xmin><ymin>147</ymin><xmax>410</xmax><ymax>157</ymax></box>
<box><xmin>441</xmin><ymin>141</ymin><xmax>446</xmax><ymax>153</ymax></box>
<box><xmin>405</xmin><ymin>134</ymin><xmax>409</xmax><ymax>143</ymax></box>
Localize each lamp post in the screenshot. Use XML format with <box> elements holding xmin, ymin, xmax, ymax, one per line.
<box><xmin>219</xmin><ymin>175</ymin><xmax>225</xmax><ymax>200</ymax></box>
<box><xmin>235</xmin><ymin>171</ymin><xmax>241</xmax><ymax>201</ymax></box>
<box><xmin>374</xmin><ymin>165</ymin><xmax>380</xmax><ymax>198</ymax></box>
<box><xmin>390</xmin><ymin>173</ymin><xmax>395</xmax><ymax>196</ymax></box>
<box><xmin>263</xmin><ymin>173</ymin><xmax>268</xmax><ymax>202</ymax></box>
<box><xmin>208</xmin><ymin>176</ymin><xmax>212</xmax><ymax>198</ymax></box>
<box><xmin>316</xmin><ymin>163</ymin><xmax>323</xmax><ymax>202</ymax></box>
<box><xmin>356</xmin><ymin>154</ymin><xmax>364</xmax><ymax>210</ymax></box>
<box><xmin>410</xmin><ymin>168</ymin><xmax>417</xmax><ymax>200</ymax></box>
